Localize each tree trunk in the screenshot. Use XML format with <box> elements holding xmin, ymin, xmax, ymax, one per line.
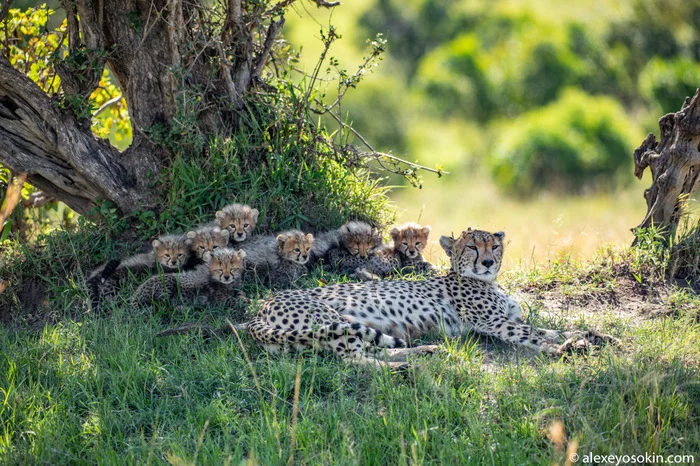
<box><xmin>0</xmin><ymin>0</ymin><xmax>290</xmax><ymax>215</ymax></box>
<box><xmin>633</xmin><ymin>87</ymin><xmax>700</xmax><ymax>237</ymax></box>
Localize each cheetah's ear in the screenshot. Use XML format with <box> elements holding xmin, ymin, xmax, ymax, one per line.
<box><xmin>421</xmin><ymin>225</ymin><xmax>432</xmax><ymax>236</ymax></box>
<box><xmin>276</xmin><ymin>233</ymin><xmax>287</xmax><ymax>249</ymax></box>
<box><xmin>186</xmin><ymin>230</ymin><xmax>197</xmax><ymax>239</ymax></box>
<box><xmin>152</xmin><ymin>239</ymin><xmax>162</xmax><ymax>250</ymax></box>
<box><xmin>461</xmin><ymin>229</ymin><xmax>473</xmax><ymax>239</ymax></box>
<box><xmin>390</xmin><ymin>227</ymin><xmax>400</xmax><ymax>242</ymax></box>
<box><xmin>215</xmin><ymin>210</ymin><xmax>225</xmax><ymax>220</ymax></box>
<box><xmin>439</xmin><ymin>236</ymin><xmax>455</xmax><ymax>257</ymax></box>
<box><xmin>251</xmin><ymin>208</ymin><xmax>260</xmax><ymax>223</ymax></box>
<box><xmin>493</xmin><ymin>231</ymin><xmax>505</xmax><ymax>241</ymax></box>
<box><xmin>305</xmin><ymin>233</ymin><xmax>314</xmax><ymax>243</ymax></box>
<box><xmin>236</xmin><ymin>249</ymin><xmax>247</xmax><ymax>259</ymax></box>
<box><xmin>211</xmin><ymin>226</ymin><xmax>221</xmax><ymax>233</ymax></box>
<box><xmin>220</xmin><ymin>229</ymin><xmax>230</xmax><ymax>241</ymax></box>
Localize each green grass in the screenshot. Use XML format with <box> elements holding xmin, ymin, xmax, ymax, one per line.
<box><xmin>1</xmin><ymin>251</ymin><xmax>699</xmax><ymax>465</ymax></box>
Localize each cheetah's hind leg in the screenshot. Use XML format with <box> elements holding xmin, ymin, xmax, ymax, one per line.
<box><xmin>381</xmin><ymin>345</ymin><xmax>441</xmax><ymax>363</ymax></box>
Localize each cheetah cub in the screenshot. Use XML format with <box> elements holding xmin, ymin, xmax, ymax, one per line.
<box><xmin>214</xmin><ymin>203</ymin><xmax>259</xmax><ymax>244</ymax></box>
<box><xmin>186</xmin><ymin>225</ymin><xmax>230</xmax><ymax>261</ymax></box>
<box><xmin>131</xmin><ymin>248</ymin><xmax>246</xmax><ymax>307</ymax></box>
<box><xmin>238</xmin><ymin>229</ymin><xmax>314</xmax><ymax>288</ymax></box>
<box><xmin>390</xmin><ymin>223</ymin><xmax>435</xmax><ymax>272</ymax></box>
<box><xmin>87</xmin><ymin>234</ymin><xmax>198</xmax><ymax>306</ymax></box>
<box><xmin>325</xmin><ymin>221</ymin><xmax>383</xmax><ymax>275</ymax></box>
<box><xmin>360</xmin><ymin>223</ymin><xmax>435</xmax><ymax>278</ymax></box>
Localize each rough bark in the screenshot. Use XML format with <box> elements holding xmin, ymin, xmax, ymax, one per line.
<box><xmin>0</xmin><ymin>56</ymin><xmax>147</xmax><ymax>214</ymax></box>
<box><xmin>0</xmin><ymin>0</ymin><xmax>328</xmax><ymax>215</ymax></box>
<box><xmin>633</xmin><ymin>87</ymin><xmax>700</xmax><ymax>236</ymax></box>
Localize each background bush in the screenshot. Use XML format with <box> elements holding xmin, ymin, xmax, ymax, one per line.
<box><xmin>488</xmin><ymin>90</ymin><xmax>641</xmax><ymax>194</ymax></box>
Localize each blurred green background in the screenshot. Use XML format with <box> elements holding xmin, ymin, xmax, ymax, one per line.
<box><xmin>283</xmin><ymin>0</ymin><xmax>700</xmax><ymax>266</ymax></box>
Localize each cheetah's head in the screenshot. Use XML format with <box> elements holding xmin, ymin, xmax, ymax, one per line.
<box><xmin>214</xmin><ymin>203</ymin><xmax>259</xmax><ymax>242</ymax></box>
<box><xmin>209</xmin><ymin>248</ymin><xmax>246</xmax><ymax>285</ymax></box>
<box><xmin>340</xmin><ymin>221</ymin><xmax>382</xmax><ymax>259</ymax></box>
<box><xmin>153</xmin><ymin>234</ymin><xmax>191</xmax><ymax>269</ymax></box>
<box><xmin>439</xmin><ymin>228</ymin><xmax>505</xmax><ymax>282</ymax></box>
<box><xmin>277</xmin><ymin>230</ymin><xmax>314</xmax><ymax>265</ymax></box>
<box><xmin>186</xmin><ymin>226</ymin><xmax>230</xmax><ymax>261</ymax></box>
<box><xmin>391</xmin><ymin>223</ymin><xmax>431</xmax><ymax>259</ymax></box>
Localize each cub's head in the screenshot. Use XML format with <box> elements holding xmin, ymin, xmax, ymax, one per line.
<box><xmin>439</xmin><ymin>228</ymin><xmax>505</xmax><ymax>282</ymax></box>
<box><xmin>340</xmin><ymin>221</ymin><xmax>382</xmax><ymax>259</ymax></box>
<box><xmin>208</xmin><ymin>248</ymin><xmax>246</xmax><ymax>285</ymax></box>
<box><xmin>391</xmin><ymin>223</ymin><xmax>431</xmax><ymax>259</ymax></box>
<box><xmin>277</xmin><ymin>230</ymin><xmax>314</xmax><ymax>265</ymax></box>
<box><xmin>152</xmin><ymin>234</ymin><xmax>191</xmax><ymax>269</ymax></box>
<box><xmin>214</xmin><ymin>203</ymin><xmax>259</xmax><ymax>242</ymax></box>
<box><xmin>186</xmin><ymin>226</ymin><xmax>230</xmax><ymax>261</ymax></box>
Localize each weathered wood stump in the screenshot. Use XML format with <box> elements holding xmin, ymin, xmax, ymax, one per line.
<box><xmin>633</xmin><ymin>88</ymin><xmax>700</xmax><ymax>237</ymax></box>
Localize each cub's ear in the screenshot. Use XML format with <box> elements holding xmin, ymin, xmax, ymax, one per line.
<box><xmin>439</xmin><ymin>236</ymin><xmax>455</xmax><ymax>257</ymax></box>
<box><xmin>152</xmin><ymin>239</ymin><xmax>162</xmax><ymax>250</ymax></box>
<box><xmin>305</xmin><ymin>233</ymin><xmax>314</xmax><ymax>243</ymax></box>
<box><xmin>390</xmin><ymin>227</ymin><xmax>400</xmax><ymax>242</ymax></box>
<box><xmin>215</xmin><ymin>210</ymin><xmax>225</xmax><ymax>220</ymax></box>
<box><xmin>186</xmin><ymin>231</ymin><xmax>197</xmax><ymax>239</ymax></box>
<box><xmin>236</xmin><ymin>249</ymin><xmax>247</xmax><ymax>259</ymax></box>
<box><xmin>276</xmin><ymin>234</ymin><xmax>287</xmax><ymax>249</ymax></box>
<box><xmin>421</xmin><ymin>225</ymin><xmax>432</xmax><ymax>236</ymax></box>
<box><xmin>493</xmin><ymin>231</ymin><xmax>505</xmax><ymax>241</ymax></box>
<box><xmin>251</xmin><ymin>208</ymin><xmax>260</xmax><ymax>223</ymax></box>
<box><xmin>371</xmin><ymin>227</ymin><xmax>379</xmax><ymax>237</ymax></box>
<box><xmin>220</xmin><ymin>229</ymin><xmax>230</xmax><ymax>241</ymax></box>
<box><xmin>211</xmin><ymin>226</ymin><xmax>221</xmax><ymax>233</ymax></box>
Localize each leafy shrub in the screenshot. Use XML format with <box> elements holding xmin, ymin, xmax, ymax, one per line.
<box><xmin>487</xmin><ymin>89</ymin><xmax>641</xmax><ymax>194</ymax></box>
<box><xmin>639</xmin><ymin>57</ymin><xmax>700</xmax><ymax>114</ymax></box>
<box><xmin>415</xmin><ymin>13</ymin><xmax>589</xmax><ymax>121</ymax></box>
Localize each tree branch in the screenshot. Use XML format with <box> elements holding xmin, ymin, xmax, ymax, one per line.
<box><xmin>92</xmin><ymin>94</ymin><xmax>123</xmax><ymax>117</ymax></box>
<box><xmin>0</xmin><ymin>0</ymin><xmax>12</xmax><ymax>23</ymax></box>
<box><xmin>317</xmin><ymin>103</ymin><xmax>448</xmax><ymax>176</ymax></box>
<box><xmin>0</xmin><ymin>171</ymin><xmax>26</xmax><ymax>228</ymax></box>
<box><xmin>0</xmin><ymin>56</ymin><xmax>149</xmax><ymax>214</ymax></box>
<box><xmin>253</xmin><ymin>16</ymin><xmax>284</xmax><ymax>78</ymax></box>
<box><xmin>312</xmin><ymin>0</ymin><xmax>340</xmax><ymax>7</ymax></box>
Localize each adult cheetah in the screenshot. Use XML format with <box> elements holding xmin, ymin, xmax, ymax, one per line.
<box><xmin>246</xmin><ymin>228</ymin><xmax>616</xmax><ymax>359</ymax></box>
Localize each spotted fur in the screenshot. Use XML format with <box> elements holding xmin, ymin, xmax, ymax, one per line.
<box><xmin>238</xmin><ymin>229</ymin><xmax>314</xmax><ymax>288</ymax></box>
<box><xmin>247</xmin><ymin>228</ymin><xmax>617</xmax><ymax>356</ymax></box>
<box><xmin>87</xmin><ymin>234</ymin><xmax>198</xmax><ymax>307</ymax></box>
<box><xmin>325</xmin><ymin>221</ymin><xmax>383</xmax><ymax>275</ymax></box>
<box><xmin>186</xmin><ymin>225</ymin><xmax>230</xmax><ymax>261</ymax></box>
<box><xmin>247</xmin><ymin>292</ymin><xmax>405</xmax><ymax>364</ymax></box>
<box><xmin>214</xmin><ymin>203</ymin><xmax>259</xmax><ymax>243</ymax></box>
<box><xmin>131</xmin><ymin>248</ymin><xmax>246</xmax><ymax>307</ymax></box>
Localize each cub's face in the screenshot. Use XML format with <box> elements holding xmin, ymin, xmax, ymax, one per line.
<box><xmin>209</xmin><ymin>248</ymin><xmax>246</xmax><ymax>285</ymax></box>
<box><xmin>391</xmin><ymin>224</ymin><xmax>431</xmax><ymax>259</ymax></box>
<box><xmin>277</xmin><ymin>232</ymin><xmax>314</xmax><ymax>264</ymax></box>
<box><xmin>186</xmin><ymin>227</ymin><xmax>230</xmax><ymax>261</ymax></box>
<box><xmin>215</xmin><ymin>207</ymin><xmax>259</xmax><ymax>242</ymax></box>
<box><xmin>153</xmin><ymin>236</ymin><xmax>190</xmax><ymax>269</ymax></box>
<box><xmin>439</xmin><ymin>228</ymin><xmax>504</xmax><ymax>282</ymax></box>
<box><xmin>340</xmin><ymin>226</ymin><xmax>382</xmax><ymax>259</ymax></box>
